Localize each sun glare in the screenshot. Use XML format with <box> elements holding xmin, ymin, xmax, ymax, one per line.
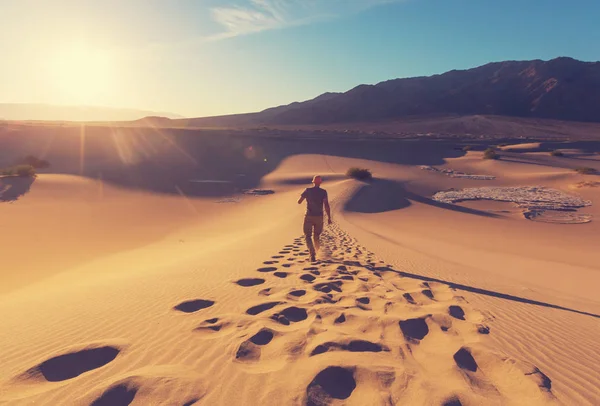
<box><xmin>49</xmin><ymin>43</ymin><xmax>115</xmax><ymax>105</ymax></box>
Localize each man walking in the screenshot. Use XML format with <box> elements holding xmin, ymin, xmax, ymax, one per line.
<box><xmin>298</xmin><ymin>175</ymin><xmax>332</xmax><ymax>262</ymax></box>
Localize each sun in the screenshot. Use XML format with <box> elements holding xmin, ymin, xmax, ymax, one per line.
<box><xmin>49</xmin><ymin>43</ymin><xmax>115</xmax><ymax>105</ymax></box>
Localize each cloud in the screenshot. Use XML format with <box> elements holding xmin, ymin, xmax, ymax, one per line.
<box><xmin>208</xmin><ymin>0</ymin><xmax>403</xmax><ymax>40</ymax></box>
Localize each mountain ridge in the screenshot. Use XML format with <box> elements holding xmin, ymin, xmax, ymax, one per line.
<box><xmin>180</xmin><ymin>57</ymin><xmax>600</xmax><ymax>127</ymax></box>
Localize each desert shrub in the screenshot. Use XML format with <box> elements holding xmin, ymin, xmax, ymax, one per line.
<box><xmin>574</xmin><ymin>167</ymin><xmax>597</xmax><ymax>175</ymax></box>
<box><xmin>21</xmin><ymin>155</ymin><xmax>50</xmax><ymax>168</ymax></box>
<box><xmin>15</xmin><ymin>165</ymin><xmax>36</xmax><ymax>177</ymax></box>
<box><xmin>346</xmin><ymin>167</ymin><xmax>372</xmax><ymax>180</ymax></box>
<box><xmin>0</xmin><ymin>164</ymin><xmax>36</xmax><ymax>177</ymax></box>
<box><xmin>462</xmin><ymin>145</ymin><xmax>472</xmax><ymax>151</ymax></box>
<box><xmin>550</xmin><ymin>150</ymin><xmax>564</xmax><ymax>157</ymax></box>
<box><xmin>483</xmin><ymin>148</ymin><xmax>498</xmax><ymax>160</ymax></box>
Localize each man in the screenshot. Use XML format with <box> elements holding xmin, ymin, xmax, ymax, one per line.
<box><xmin>298</xmin><ymin>175</ymin><xmax>332</xmax><ymax>262</ymax></box>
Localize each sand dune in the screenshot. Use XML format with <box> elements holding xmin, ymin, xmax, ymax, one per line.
<box><xmin>1</xmin><ymin>126</ymin><xmax>599</xmax><ymax>405</ymax></box>
<box><xmin>0</xmin><ymin>174</ymin><xmax>242</xmax><ymax>294</ymax></box>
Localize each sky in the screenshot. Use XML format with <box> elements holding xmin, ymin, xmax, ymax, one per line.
<box><xmin>1</xmin><ymin>0</ymin><xmax>599</xmax><ymax>118</ymax></box>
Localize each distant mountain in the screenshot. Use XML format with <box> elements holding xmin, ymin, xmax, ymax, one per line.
<box><xmin>0</xmin><ymin>103</ymin><xmax>183</xmax><ymax>122</ymax></box>
<box><xmin>132</xmin><ymin>116</ymin><xmax>175</xmax><ymax>126</ymax></box>
<box><xmin>181</xmin><ymin>57</ymin><xmax>600</xmax><ymax>127</ymax></box>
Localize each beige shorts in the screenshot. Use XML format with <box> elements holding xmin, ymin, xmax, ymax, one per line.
<box><xmin>303</xmin><ymin>215</ymin><xmax>324</xmax><ymax>236</ymax></box>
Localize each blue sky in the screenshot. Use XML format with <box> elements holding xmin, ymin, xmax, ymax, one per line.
<box><xmin>1</xmin><ymin>0</ymin><xmax>599</xmax><ymax>117</ymax></box>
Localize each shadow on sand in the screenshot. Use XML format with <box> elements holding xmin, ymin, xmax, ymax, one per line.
<box><xmin>393</xmin><ymin>267</ymin><xmax>600</xmax><ymax>319</ymax></box>
<box><xmin>0</xmin><ymin>176</ymin><xmax>35</xmax><ymax>202</ymax></box>
<box><xmin>344</xmin><ymin>178</ymin><xmax>499</xmax><ymax>217</ymax></box>
<box><xmin>322</xmin><ymin>258</ymin><xmax>599</xmax><ymax>320</ymax></box>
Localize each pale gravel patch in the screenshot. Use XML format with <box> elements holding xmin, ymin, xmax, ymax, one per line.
<box><xmin>420</xmin><ymin>165</ymin><xmax>496</xmax><ymax>180</ymax></box>
<box><xmin>433</xmin><ymin>186</ymin><xmax>592</xmax><ymax>224</ymax></box>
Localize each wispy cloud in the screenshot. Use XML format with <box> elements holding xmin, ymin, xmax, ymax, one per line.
<box><xmin>208</xmin><ymin>0</ymin><xmax>404</xmax><ymax>40</ymax></box>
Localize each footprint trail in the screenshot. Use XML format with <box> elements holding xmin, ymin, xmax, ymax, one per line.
<box><xmin>187</xmin><ymin>223</ymin><xmax>560</xmax><ymax>405</ymax></box>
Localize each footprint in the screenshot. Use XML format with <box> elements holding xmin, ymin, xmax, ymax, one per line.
<box><xmin>236</xmin><ymin>328</ymin><xmax>277</xmax><ymax>362</ymax></box>
<box><xmin>250</xmin><ymin>328</ymin><xmax>275</xmax><ymax>345</ymax></box>
<box><xmin>20</xmin><ymin>346</ymin><xmax>121</xmax><ymax>382</ymax></box>
<box><xmin>235</xmin><ymin>278</ymin><xmax>265</xmax><ymax>287</ymax></box>
<box><xmin>257</xmin><ymin>267</ymin><xmax>278</xmax><ymax>273</ymax></box>
<box><xmin>195</xmin><ymin>318</ymin><xmax>229</xmax><ymax>332</ymax></box>
<box><xmin>334</xmin><ymin>314</ymin><xmax>346</xmax><ymax>324</ymax></box>
<box><xmin>246</xmin><ymin>302</ymin><xmax>282</xmax><ymax>315</ymax></box>
<box><xmin>274</xmin><ymin>272</ymin><xmax>288</xmax><ymax>278</ymax></box>
<box><xmin>312</xmin><ymin>295</ymin><xmax>337</xmax><ymax>305</ymax></box>
<box><xmin>306</xmin><ymin>366</ymin><xmax>356</xmax><ymax>405</ymax></box>
<box><xmin>442</xmin><ymin>396</ymin><xmax>463</xmax><ymax>406</ymax></box>
<box><xmin>477</xmin><ymin>324</ymin><xmax>490</xmax><ymax>334</ymax></box>
<box><xmin>453</xmin><ymin>347</ymin><xmax>478</xmax><ymax>372</ymax></box>
<box><xmin>282</xmin><ymin>264</ymin><xmax>293</xmax><ymax>268</ymax></box>
<box><xmin>263</xmin><ymin>260</ymin><xmax>278</xmax><ymax>265</ymax></box>
<box><xmin>288</xmin><ymin>289</ymin><xmax>306</xmax><ymax>297</ymax></box>
<box><xmin>399</xmin><ymin>317</ymin><xmax>429</xmax><ymax>341</ymax></box>
<box><xmin>355</xmin><ymin>297</ymin><xmax>372</xmax><ymax>310</ymax></box>
<box><xmin>300</xmin><ymin>274</ymin><xmax>316</xmax><ymax>282</ymax></box>
<box><xmin>174</xmin><ymin>299</ymin><xmax>215</xmax><ymax>313</ymax></box>
<box><xmin>91</xmin><ymin>382</ymin><xmax>138</xmax><ymax>406</ymax></box>
<box><xmin>272</xmin><ymin>306</ymin><xmax>308</xmax><ymax>325</ymax></box>
<box><xmin>235</xmin><ymin>342</ymin><xmax>260</xmax><ymax>362</ymax></box>
<box><xmin>526</xmin><ymin>367</ymin><xmax>553</xmax><ymax>391</ymax></box>
<box><xmin>311</xmin><ymin>340</ymin><xmax>386</xmax><ymax>356</ymax></box>
<box><xmin>449</xmin><ymin>305</ymin><xmax>466</xmax><ymax>320</ymax></box>
<box><xmin>314</xmin><ymin>282</ymin><xmax>342</xmax><ymax>294</ymax></box>
<box><xmin>422</xmin><ymin>289</ymin><xmax>434</xmax><ymax>300</ymax></box>
<box><xmin>403</xmin><ymin>293</ymin><xmax>416</xmax><ymax>304</ymax></box>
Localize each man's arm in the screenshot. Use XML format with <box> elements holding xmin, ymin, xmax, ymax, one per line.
<box><xmin>324</xmin><ymin>196</ymin><xmax>332</xmax><ymax>224</ymax></box>
<box><xmin>298</xmin><ymin>189</ymin><xmax>307</xmax><ymax>204</ymax></box>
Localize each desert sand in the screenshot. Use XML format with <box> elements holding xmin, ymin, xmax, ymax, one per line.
<box><xmin>1</xmin><ymin>124</ymin><xmax>599</xmax><ymax>405</ymax></box>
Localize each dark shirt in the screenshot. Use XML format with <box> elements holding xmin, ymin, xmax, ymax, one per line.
<box><xmin>302</xmin><ymin>186</ymin><xmax>328</xmax><ymax>216</ymax></box>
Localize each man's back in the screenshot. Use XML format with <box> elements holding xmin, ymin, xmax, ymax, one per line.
<box><xmin>302</xmin><ymin>186</ymin><xmax>328</xmax><ymax>216</ymax></box>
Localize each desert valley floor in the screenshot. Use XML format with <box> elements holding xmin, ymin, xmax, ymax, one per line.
<box><xmin>0</xmin><ymin>125</ymin><xmax>599</xmax><ymax>405</ymax></box>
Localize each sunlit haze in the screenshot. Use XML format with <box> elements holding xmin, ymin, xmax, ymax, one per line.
<box><xmin>2</xmin><ymin>0</ymin><xmax>599</xmax><ymax>118</ymax></box>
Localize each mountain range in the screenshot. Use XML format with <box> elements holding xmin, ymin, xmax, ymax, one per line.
<box><xmin>180</xmin><ymin>57</ymin><xmax>600</xmax><ymax>127</ymax></box>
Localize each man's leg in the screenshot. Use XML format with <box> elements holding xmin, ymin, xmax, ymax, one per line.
<box><xmin>313</xmin><ymin>216</ymin><xmax>324</xmax><ymax>254</ymax></box>
<box><xmin>303</xmin><ymin>216</ymin><xmax>316</xmax><ymax>260</ymax></box>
